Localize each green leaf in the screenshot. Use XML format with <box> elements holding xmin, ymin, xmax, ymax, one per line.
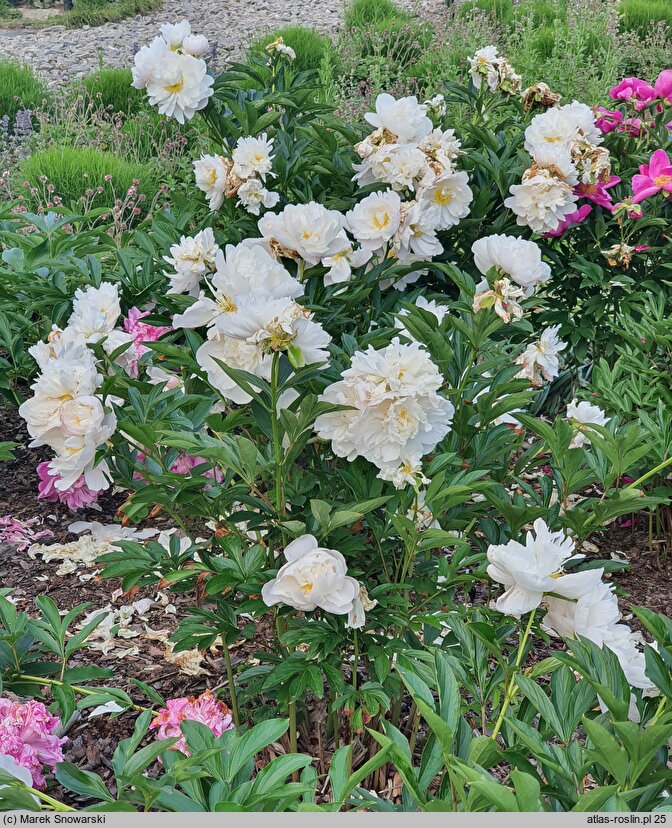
<box><xmin>55</xmin><ymin>763</ymin><xmax>114</xmax><ymax>802</ymax></box>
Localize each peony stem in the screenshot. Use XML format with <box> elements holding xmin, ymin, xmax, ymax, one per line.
<box><xmin>270</xmin><ymin>351</ymin><xmax>287</xmax><ymax>557</ymax></box>
<box><xmin>18</xmin><ymin>675</ymin><xmax>146</xmax><ymax>712</ymax></box>
<box><xmin>222</xmin><ymin>646</ymin><xmax>241</xmax><ymax>728</ymax></box>
<box><xmin>490</xmin><ymin>609</ymin><xmax>536</xmax><ymax>741</ymax></box>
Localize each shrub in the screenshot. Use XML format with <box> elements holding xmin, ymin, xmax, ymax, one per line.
<box><xmin>619</xmin><ymin>0</ymin><xmax>672</xmax><ymax>34</ymax></box>
<box><xmin>81</xmin><ymin>68</ymin><xmax>147</xmax><ymax>115</ymax></box>
<box><xmin>249</xmin><ymin>26</ymin><xmax>336</xmax><ymax>73</ymax></box>
<box><xmin>343</xmin><ymin>0</ymin><xmax>411</xmax><ymax>27</ymax></box>
<box><xmin>64</xmin><ymin>0</ymin><xmax>162</xmax><ymax>28</ymax></box>
<box><xmin>19</xmin><ymin>146</ymin><xmax>156</xmax><ymax>209</ymax></box>
<box><xmin>0</xmin><ymin>60</ymin><xmax>50</xmax><ymax>122</ymax></box>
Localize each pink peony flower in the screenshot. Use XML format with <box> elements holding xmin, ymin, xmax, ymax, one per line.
<box><xmin>149</xmin><ymin>690</ymin><xmax>234</xmax><ymax>755</ymax></box>
<box><xmin>574</xmin><ymin>175</ymin><xmax>620</xmax><ymax>209</ymax></box>
<box><xmin>609</xmin><ymin>77</ymin><xmax>657</xmax><ymax>110</ymax></box>
<box><xmin>631</xmin><ymin>149</ymin><xmax>672</xmax><ymax>203</ymax></box>
<box><xmin>0</xmin><ymin>516</ymin><xmax>53</xmax><ymax>551</ymax></box>
<box><xmin>654</xmin><ymin>69</ymin><xmax>672</xmax><ymax>104</ymax></box>
<box><xmin>594</xmin><ymin>108</ymin><xmax>644</xmax><ymax>136</ymax></box>
<box><xmin>595</xmin><ymin>107</ymin><xmax>623</xmax><ymax>134</ymax></box>
<box><xmin>0</xmin><ymin>699</ymin><xmax>66</xmax><ymax>788</ymax></box>
<box><xmin>37</xmin><ymin>462</ymin><xmax>100</xmax><ymax>511</ymax></box>
<box><xmin>134</xmin><ymin>452</ymin><xmax>223</xmax><ymax>483</ymax></box>
<box><xmin>122</xmin><ymin>308</ymin><xmax>172</xmax><ymax>378</ymax></box>
<box><xmin>543</xmin><ymin>204</ymin><xmax>592</xmax><ymax>237</ymax></box>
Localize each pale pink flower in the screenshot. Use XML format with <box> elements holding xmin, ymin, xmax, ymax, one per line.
<box><xmin>0</xmin><ymin>699</ymin><xmax>66</xmax><ymax>788</ymax></box>
<box><xmin>37</xmin><ymin>461</ymin><xmax>99</xmax><ymax>511</ymax></box>
<box><xmin>122</xmin><ymin>308</ymin><xmax>172</xmax><ymax>377</ymax></box>
<box><xmin>0</xmin><ymin>516</ymin><xmax>53</xmax><ymax>551</ymax></box>
<box><xmin>149</xmin><ymin>690</ymin><xmax>234</xmax><ymax>755</ymax></box>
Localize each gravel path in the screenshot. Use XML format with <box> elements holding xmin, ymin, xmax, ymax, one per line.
<box><xmin>0</xmin><ymin>0</ymin><xmax>346</xmax><ymax>86</ymax></box>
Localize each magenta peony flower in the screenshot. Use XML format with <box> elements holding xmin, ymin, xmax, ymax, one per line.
<box><xmin>574</xmin><ymin>175</ymin><xmax>620</xmax><ymax>209</ymax></box>
<box><xmin>0</xmin><ymin>699</ymin><xmax>66</xmax><ymax>788</ymax></box>
<box><xmin>37</xmin><ymin>462</ymin><xmax>100</xmax><ymax>511</ymax></box>
<box><xmin>654</xmin><ymin>69</ymin><xmax>672</xmax><ymax>104</ymax></box>
<box><xmin>631</xmin><ymin>149</ymin><xmax>672</xmax><ymax>203</ymax></box>
<box><xmin>594</xmin><ymin>107</ymin><xmax>644</xmax><ymax>136</ymax></box>
<box><xmin>595</xmin><ymin>107</ymin><xmax>623</xmax><ymax>134</ymax></box>
<box><xmin>543</xmin><ymin>204</ymin><xmax>592</xmax><ymax>238</ymax></box>
<box><xmin>0</xmin><ymin>516</ymin><xmax>53</xmax><ymax>551</ymax></box>
<box><xmin>609</xmin><ymin>77</ymin><xmax>657</xmax><ymax>110</ymax></box>
<box><xmin>149</xmin><ymin>690</ymin><xmax>234</xmax><ymax>755</ymax></box>
<box><xmin>122</xmin><ymin>308</ymin><xmax>172</xmax><ymax>377</ymax></box>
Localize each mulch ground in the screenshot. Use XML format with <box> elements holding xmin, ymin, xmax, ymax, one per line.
<box><xmin>1</xmin><ymin>401</ymin><xmax>671</xmax><ymax>804</ymax></box>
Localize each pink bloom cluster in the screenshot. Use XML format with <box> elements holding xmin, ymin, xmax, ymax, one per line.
<box><xmin>122</xmin><ymin>307</ymin><xmax>172</xmax><ymax>378</ymax></box>
<box><xmin>0</xmin><ymin>516</ymin><xmax>53</xmax><ymax>551</ymax></box>
<box><xmin>149</xmin><ymin>691</ymin><xmax>234</xmax><ymax>755</ymax></box>
<box><xmin>0</xmin><ymin>699</ymin><xmax>66</xmax><ymax>788</ymax></box>
<box><xmin>37</xmin><ymin>461</ymin><xmax>100</xmax><ymax>511</ymax></box>
<box><xmin>598</xmin><ymin>70</ymin><xmax>672</xmax><ymax>136</ymax></box>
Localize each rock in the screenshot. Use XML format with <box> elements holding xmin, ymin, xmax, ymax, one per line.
<box><xmin>0</xmin><ymin>0</ymin><xmax>348</xmax><ymax>87</ymax></box>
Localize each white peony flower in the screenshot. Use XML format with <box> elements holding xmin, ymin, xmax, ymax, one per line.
<box><xmin>364</xmin><ymin>93</ymin><xmax>433</xmax><ymax>143</ymax></box>
<box><xmin>237</xmin><ymin>179</ymin><xmax>280</xmax><ymax>216</ymax></box>
<box><xmin>132</xmin><ymin>36</ymin><xmax>170</xmax><ymax>89</ymax></box>
<box><xmin>566</xmin><ymin>398</ymin><xmax>609</xmax><ymax>447</ymax></box>
<box><xmin>472</xmin><ymin>277</ymin><xmax>525</xmax><ymax>324</ymax></box>
<box><xmin>417</xmin><ymin>128</ymin><xmax>462</xmax><ymax>171</ymax></box>
<box><xmin>419</xmin><ymin>170</ymin><xmax>473</xmax><ymax>230</ymax></box>
<box><xmin>28</xmin><ymin>325</ymin><xmax>93</xmax><ymax>371</ymax></box>
<box><xmin>345</xmin><ymin>190</ymin><xmax>402</xmax><ymax>252</ymax></box>
<box><xmin>354</xmin><ymin>143</ymin><xmax>432</xmax><ymax>191</ymax></box>
<box><xmin>321</xmin><ymin>236</ymin><xmax>372</xmax><ymax>286</ymax></box>
<box><xmin>159</xmin><ymin>19</ymin><xmax>192</xmax><ymax>50</ymax></box>
<box><xmin>145</xmin><ymin>51</ymin><xmax>213</xmax><ymax>124</ymax></box>
<box><xmin>164</xmin><ymin>228</ymin><xmax>220</xmax><ymax>296</ymax></box>
<box><xmin>172</xmin><ymin>241</ymin><xmax>302</xmax><ymax>331</ymax></box>
<box><xmin>182</xmin><ymin>33</ymin><xmax>209</xmax><ymax>57</ymax></box>
<box><xmin>604</xmin><ymin>626</ymin><xmax>658</xmax><ymax>693</ymax></box>
<box><xmin>543</xmin><ymin>576</ymin><xmax>620</xmax><ymax>646</ymax></box>
<box><xmin>515</xmin><ymin>325</ymin><xmax>567</xmax><ymax>384</ymax></box>
<box><xmin>471</xmin><ymin>234</ymin><xmax>551</xmax><ymax>297</ymax></box>
<box><xmin>193</xmin><ymin>154</ymin><xmax>232</xmax><ymax>211</ymax></box>
<box><xmin>378</xmin><ymin>456</ymin><xmax>430</xmax><ymax>490</ymax></box>
<box><xmin>487</xmin><ymin>518</ymin><xmax>595</xmax><ymax>617</ymax></box>
<box><xmin>346</xmin><ymin>585</ymin><xmax>378</xmax><ymax>629</ymax></box>
<box><xmin>504</xmin><ymin>166</ymin><xmax>578</xmax><ymax>234</ymax></box>
<box><xmin>19</xmin><ymin>346</ymin><xmax>102</xmax><ymax>443</ymax></box>
<box><xmin>68</xmin><ymin>283</ymin><xmax>121</xmax><ymax>343</ymax></box>
<box><xmin>525</xmin><ymin>101</ymin><xmax>602</xmax><ymax>158</ymax></box>
<box><xmin>424</xmin><ymin>93</ymin><xmax>447</xmax><ymax>118</ymax></box>
<box><xmin>48</xmin><ymin>414</ymin><xmax>116</xmax><ymax>492</ymax></box>
<box><xmin>216</xmin><ymin>297</ymin><xmax>331</xmax><ymax>368</ymax></box>
<box><xmin>468</xmin><ymin>45</ymin><xmax>500</xmax><ymax>91</ymax></box>
<box><xmin>232</xmin><ymin>133</ymin><xmax>275</xmax><ymax>181</ymax></box>
<box><xmin>262</xmin><ymin>534</ymin><xmax>360</xmax><ymax>614</ymax></box>
<box><xmin>315</xmin><ymin>338</ymin><xmax>454</xmax><ymax>475</ymax></box>
<box><xmin>196</xmin><ymin>327</ymin><xmax>271</xmax><ymax>404</ymax></box>
<box><xmin>395</xmin><ymin>200</ymin><xmax>443</xmax><ymax>262</ymax></box>
<box><xmin>258</xmin><ymin>202</ymin><xmax>346</xmax><ymax>266</ymax></box>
